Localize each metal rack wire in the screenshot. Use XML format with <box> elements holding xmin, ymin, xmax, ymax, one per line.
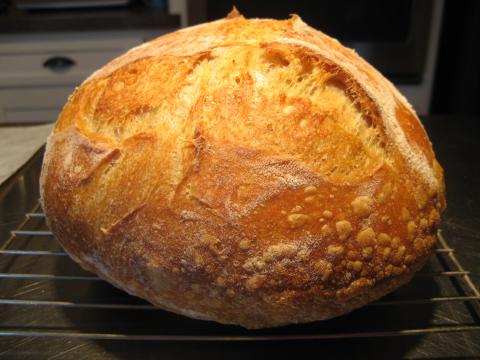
<box><xmin>1</xmin><ymin>202</ymin><xmax>479</xmax><ymax>342</ymax></box>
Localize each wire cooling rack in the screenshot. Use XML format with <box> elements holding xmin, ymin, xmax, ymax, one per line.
<box><xmin>0</xmin><ymin>201</ymin><xmax>479</xmax><ymax>343</ymax></box>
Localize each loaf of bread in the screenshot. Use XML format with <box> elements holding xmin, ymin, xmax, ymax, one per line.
<box><xmin>40</xmin><ymin>10</ymin><xmax>446</xmax><ymax>328</ymax></box>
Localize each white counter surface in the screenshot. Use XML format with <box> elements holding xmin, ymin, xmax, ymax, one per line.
<box><xmin>0</xmin><ymin>123</ymin><xmax>54</xmax><ymax>186</ymax></box>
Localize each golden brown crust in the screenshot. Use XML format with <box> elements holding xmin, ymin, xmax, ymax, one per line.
<box><xmin>40</xmin><ymin>13</ymin><xmax>446</xmax><ymax>329</ymax></box>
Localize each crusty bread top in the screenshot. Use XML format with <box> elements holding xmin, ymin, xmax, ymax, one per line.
<box><xmin>40</xmin><ymin>10</ymin><xmax>446</xmax><ymax>328</ymax></box>
<box><xmin>56</xmin><ymin>10</ymin><xmax>440</xmax><ymax>188</ymax></box>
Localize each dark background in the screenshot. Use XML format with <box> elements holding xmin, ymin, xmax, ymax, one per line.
<box><xmin>431</xmin><ymin>0</ymin><xmax>480</xmax><ymax>115</ymax></box>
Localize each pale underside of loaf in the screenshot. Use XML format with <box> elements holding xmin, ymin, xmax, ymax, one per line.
<box><xmin>40</xmin><ymin>10</ymin><xmax>446</xmax><ymax>328</ymax></box>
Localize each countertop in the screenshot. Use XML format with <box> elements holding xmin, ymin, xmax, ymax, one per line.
<box><xmin>0</xmin><ymin>4</ymin><xmax>180</xmax><ymax>33</ymax></box>
<box><xmin>0</xmin><ymin>115</ymin><xmax>479</xmax><ymax>359</ymax></box>
<box><xmin>0</xmin><ymin>123</ymin><xmax>53</xmax><ymax>186</ymax></box>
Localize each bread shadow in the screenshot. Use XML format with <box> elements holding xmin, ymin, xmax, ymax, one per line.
<box><xmin>54</xmin><ymin>259</ymin><xmax>442</xmax><ymax>360</ymax></box>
